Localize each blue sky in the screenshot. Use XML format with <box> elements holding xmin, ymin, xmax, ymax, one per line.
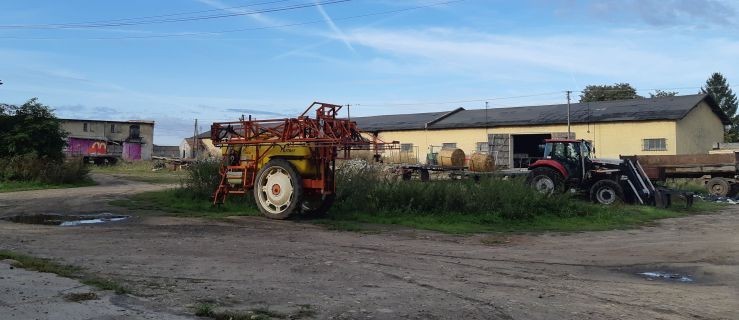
<box><xmin>1</xmin><ymin>0</ymin><xmax>738</xmax><ymax>145</ymax></box>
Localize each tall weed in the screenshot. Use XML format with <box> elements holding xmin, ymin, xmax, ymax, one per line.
<box><xmin>0</xmin><ymin>154</ymin><xmax>89</xmax><ymax>184</ymax></box>
<box><xmin>332</xmin><ymin>165</ymin><xmax>590</xmax><ymax>220</ymax></box>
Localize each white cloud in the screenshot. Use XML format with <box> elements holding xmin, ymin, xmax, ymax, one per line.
<box><xmin>341</xmin><ymin>27</ymin><xmax>739</xmax><ymax>89</ymax></box>
<box><xmin>314</xmin><ymin>1</ymin><xmax>355</xmax><ymax>53</ymax></box>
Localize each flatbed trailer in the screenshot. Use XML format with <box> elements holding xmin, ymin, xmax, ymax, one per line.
<box><xmin>400</xmin><ymin>164</ymin><xmax>528</xmax><ymax>182</ymax></box>
<box><xmin>637</xmin><ymin>152</ymin><xmax>739</xmax><ymax>196</ymax></box>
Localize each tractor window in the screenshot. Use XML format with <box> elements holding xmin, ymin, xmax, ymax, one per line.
<box><xmin>581</xmin><ymin>142</ymin><xmax>591</xmax><ymax>159</ymax></box>
<box><xmin>566</xmin><ymin>143</ymin><xmax>579</xmax><ymax>159</ymax></box>
<box><xmin>552</xmin><ymin>143</ymin><xmax>566</xmax><ymax>159</ymax></box>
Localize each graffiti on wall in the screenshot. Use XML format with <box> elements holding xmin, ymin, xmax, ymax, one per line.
<box><xmin>67</xmin><ymin>138</ymin><xmax>107</xmax><ymax>156</ymax></box>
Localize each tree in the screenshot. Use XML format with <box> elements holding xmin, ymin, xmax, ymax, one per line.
<box><xmin>0</xmin><ymin>98</ymin><xmax>67</xmax><ymax>160</ymax></box>
<box><xmin>579</xmin><ymin>83</ymin><xmax>643</xmax><ymax>102</ymax></box>
<box><xmin>701</xmin><ymin>72</ymin><xmax>739</xmax><ymax>142</ymax></box>
<box><xmin>649</xmin><ymin>90</ymin><xmax>678</xmax><ymax>98</ymax></box>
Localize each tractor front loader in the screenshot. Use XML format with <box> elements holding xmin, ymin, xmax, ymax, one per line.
<box><xmin>210</xmin><ymin>102</ymin><xmax>395</xmax><ymax>219</ymax></box>
<box><xmin>526</xmin><ymin>139</ymin><xmax>693</xmax><ymax>208</ymax></box>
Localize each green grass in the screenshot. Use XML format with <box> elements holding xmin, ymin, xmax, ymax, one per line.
<box><xmin>662</xmin><ymin>178</ymin><xmax>708</xmax><ymax>194</ymax></box>
<box><xmin>110</xmin><ymin>187</ymin><xmax>724</xmax><ymax>234</ymax></box>
<box><xmin>318</xmin><ymin>201</ymin><xmax>723</xmax><ymax>234</ymax></box>
<box><xmin>0</xmin><ymin>179</ymin><xmax>96</xmax><ymax>193</ymax></box>
<box><xmin>110</xmin><ymin>188</ymin><xmax>258</xmax><ymax>218</ymax></box>
<box><xmin>108</xmin><ymin>164</ymin><xmax>727</xmax><ymax>234</ymax></box>
<box><xmin>90</xmin><ymin>161</ymin><xmax>185</xmax><ymax>184</ymax></box>
<box><xmin>0</xmin><ymin>250</ymin><xmax>130</xmax><ymax>294</ymax></box>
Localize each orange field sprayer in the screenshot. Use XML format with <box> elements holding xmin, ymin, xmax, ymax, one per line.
<box><xmin>210</xmin><ymin>102</ymin><xmax>397</xmax><ymax>219</ymax></box>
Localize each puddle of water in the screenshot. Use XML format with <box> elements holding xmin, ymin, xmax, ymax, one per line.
<box><xmin>638</xmin><ymin>271</ymin><xmax>693</xmax><ymax>282</ymax></box>
<box><xmin>60</xmin><ymin>216</ymin><xmax>129</xmax><ymax>226</ymax></box>
<box><xmin>2</xmin><ymin>213</ymin><xmax>130</xmax><ymax>226</ymax></box>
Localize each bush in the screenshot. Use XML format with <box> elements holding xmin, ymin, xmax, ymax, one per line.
<box><xmin>0</xmin><ymin>154</ymin><xmax>89</xmax><ymax>184</ymax></box>
<box><xmin>331</xmin><ymin>165</ymin><xmax>589</xmax><ymax>220</ymax></box>
<box><xmin>181</xmin><ymin>159</ymin><xmax>223</xmax><ymax>198</ymax></box>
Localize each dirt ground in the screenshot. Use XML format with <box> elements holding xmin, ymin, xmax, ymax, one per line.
<box><xmin>0</xmin><ymin>174</ymin><xmax>737</xmax><ymax>319</ymax></box>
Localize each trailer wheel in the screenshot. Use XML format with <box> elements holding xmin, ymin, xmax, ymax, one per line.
<box><xmin>590</xmin><ymin>180</ymin><xmax>624</xmax><ymax>205</ymax></box>
<box><xmin>526</xmin><ymin>167</ymin><xmax>564</xmax><ymax>194</ymax></box>
<box><xmin>420</xmin><ymin>169</ymin><xmax>430</xmax><ymax>182</ymax></box>
<box><xmin>706</xmin><ymin>177</ymin><xmax>730</xmax><ymax>197</ymax></box>
<box><xmin>402</xmin><ymin>170</ymin><xmax>412</xmax><ymax>181</ymax></box>
<box><xmin>254</xmin><ymin>159</ymin><xmax>303</xmax><ymax>219</ymax></box>
<box><xmin>301</xmin><ymin>194</ymin><xmax>336</xmax><ymax>217</ymax></box>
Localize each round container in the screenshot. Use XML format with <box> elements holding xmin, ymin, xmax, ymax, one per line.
<box><xmin>439</xmin><ymin>148</ymin><xmax>465</xmax><ymax>167</ymax></box>
<box><xmin>469</xmin><ymin>152</ymin><xmax>495</xmax><ymax>172</ymax></box>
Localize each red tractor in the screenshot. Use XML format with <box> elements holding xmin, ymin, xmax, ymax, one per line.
<box><xmin>526</xmin><ymin>139</ymin><xmax>687</xmax><ymax>207</ymax></box>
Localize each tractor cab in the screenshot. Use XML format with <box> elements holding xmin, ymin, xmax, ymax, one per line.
<box><xmin>534</xmin><ymin>139</ymin><xmax>594</xmax><ymax>182</ymax></box>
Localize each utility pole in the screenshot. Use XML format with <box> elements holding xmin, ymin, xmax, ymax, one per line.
<box><xmin>485</xmin><ymin>101</ymin><xmax>489</xmax><ymax>153</ymax></box>
<box><xmin>193</xmin><ymin>118</ymin><xmax>198</xmax><ymax>159</ymax></box>
<box><xmin>566</xmin><ymin>91</ymin><xmax>572</xmax><ymax>139</ymax></box>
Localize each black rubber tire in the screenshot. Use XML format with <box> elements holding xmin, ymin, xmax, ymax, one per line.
<box><xmin>420</xmin><ymin>169</ymin><xmax>430</xmax><ymax>182</ymax></box>
<box><xmin>253</xmin><ymin>159</ymin><xmax>303</xmax><ymax>220</ymax></box>
<box><xmin>589</xmin><ymin>179</ymin><xmax>624</xmax><ymax>205</ymax></box>
<box><xmin>402</xmin><ymin>170</ymin><xmax>412</xmax><ymax>181</ymax></box>
<box><xmin>729</xmin><ymin>183</ymin><xmax>739</xmax><ymax>198</ymax></box>
<box><xmin>301</xmin><ymin>193</ymin><xmax>336</xmax><ymax>217</ymax></box>
<box><xmin>526</xmin><ymin>167</ymin><xmax>564</xmax><ymax>194</ymax></box>
<box><xmin>706</xmin><ymin>177</ymin><xmax>731</xmax><ymax>197</ymax></box>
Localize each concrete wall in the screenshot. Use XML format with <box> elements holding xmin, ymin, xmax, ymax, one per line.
<box><xmin>374</xmin><ymin>120</ymin><xmax>680</xmax><ymax>164</ymax></box>
<box><xmin>179</xmin><ymin>138</ymin><xmax>220</xmax><ymax>159</ymax></box>
<box><xmin>61</xmin><ymin>120</ymin><xmax>155</xmax><ymax>160</ymax></box>
<box><xmin>675</xmin><ymin>102</ymin><xmax>725</xmax><ymax>154</ymax></box>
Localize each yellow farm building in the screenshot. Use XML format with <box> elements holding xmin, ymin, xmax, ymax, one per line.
<box><xmin>353</xmin><ymin>94</ymin><xmax>730</xmax><ymax>168</ymax></box>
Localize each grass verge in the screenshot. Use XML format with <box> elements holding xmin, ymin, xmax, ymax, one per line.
<box><xmin>0</xmin><ymin>250</ymin><xmax>130</xmax><ymax>294</ymax></box>
<box><xmin>110</xmin><ymin>187</ymin><xmax>724</xmax><ymax>234</ymax></box>
<box><xmin>0</xmin><ymin>179</ymin><xmax>96</xmax><ymax>193</ymax></box>
<box><xmin>108</xmin><ymin>163</ymin><xmax>726</xmax><ymax>234</ymax></box>
<box><xmin>319</xmin><ymin>201</ymin><xmax>723</xmax><ymax>233</ymax></box>
<box><xmin>90</xmin><ymin>161</ymin><xmax>184</xmax><ymax>184</ymax></box>
<box><xmin>110</xmin><ymin>188</ymin><xmax>258</xmax><ymax>219</ymax></box>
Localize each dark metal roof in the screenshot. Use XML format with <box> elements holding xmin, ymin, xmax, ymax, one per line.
<box><xmin>353</xmin><ymin>94</ymin><xmax>729</xmax><ymax>132</ymax></box>
<box><xmin>352</xmin><ymin>110</ymin><xmax>456</xmax><ymax>132</ymax></box>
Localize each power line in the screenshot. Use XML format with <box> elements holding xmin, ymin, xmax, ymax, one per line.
<box><xmin>0</xmin><ymin>0</ymin><xmax>466</xmax><ymax>40</ymax></box>
<box><xmin>354</xmin><ymin>91</ymin><xmax>563</xmax><ymax>107</ymax></box>
<box><xmin>0</xmin><ymin>0</ymin><xmax>351</xmax><ymax>29</ymax></box>
<box><xmin>8</xmin><ymin>0</ymin><xmax>296</xmax><ymax>28</ymax></box>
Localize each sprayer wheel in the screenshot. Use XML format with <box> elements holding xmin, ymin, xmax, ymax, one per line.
<box><xmin>253</xmin><ymin>159</ymin><xmax>303</xmax><ymax>219</ymax></box>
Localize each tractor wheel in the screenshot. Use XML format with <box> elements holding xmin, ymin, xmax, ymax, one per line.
<box><xmin>526</xmin><ymin>167</ymin><xmax>564</xmax><ymax>194</ymax></box>
<box><xmin>589</xmin><ymin>179</ymin><xmax>624</xmax><ymax>205</ymax></box>
<box><xmin>301</xmin><ymin>194</ymin><xmax>336</xmax><ymax>217</ymax></box>
<box><xmin>253</xmin><ymin>159</ymin><xmax>303</xmax><ymax>219</ymax></box>
<box><xmin>706</xmin><ymin>177</ymin><xmax>731</xmax><ymax>197</ymax></box>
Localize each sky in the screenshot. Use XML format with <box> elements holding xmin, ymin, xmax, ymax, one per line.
<box><xmin>1</xmin><ymin>0</ymin><xmax>738</xmax><ymax>145</ymax></box>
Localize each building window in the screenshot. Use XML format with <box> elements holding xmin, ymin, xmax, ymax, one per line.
<box><xmin>83</xmin><ymin>123</ymin><xmax>88</xmax><ymax>132</ymax></box>
<box><xmin>400</xmin><ymin>143</ymin><xmax>413</xmax><ymax>152</ymax></box>
<box><xmin>476</xmin><ymin>142</ymin><xmax>489</xmax><ymax>153</ymax></box>
<box><xmin>442</xmin><ymin>143</ymin><xmax>457</xmax><ymax>149</ymax></box>
<box><xmin>110</xmin><ymin>124</ymin><xmax>116</xmax><ymax>133</ymax></box>
<box><xmin>643</xmin><ymin>138</ymin><xmax>667</xmax><ymax>151</ymax></box>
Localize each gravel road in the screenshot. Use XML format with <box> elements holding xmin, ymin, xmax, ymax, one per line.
<box><xmin>0</xmin><ymin>174</ymin><xmax>737</xmax><ymax>319</ymax></box>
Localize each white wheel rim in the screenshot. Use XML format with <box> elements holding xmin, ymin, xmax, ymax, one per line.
<box><xmin>533</xmin><ymin>176</ymin><xmax>554</xmax><ymax>193</ymax></box>
<box><xmin>597</xmin><ymin>188</ymin><xmax>616</xmax><ymax>205</ymax></box>
<box><xmin>257</xmin><ymin>167</ymin><xmax>294</xmax><ymax>215</ymax></box>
